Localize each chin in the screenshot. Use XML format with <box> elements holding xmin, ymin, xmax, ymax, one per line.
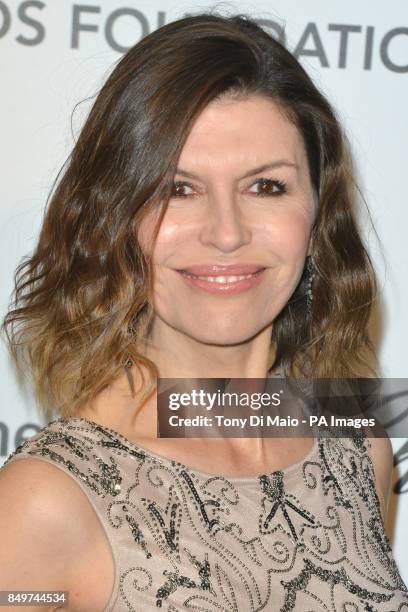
<box><xmin>181</xmin><ymin>322</ymin><xmax>266</xmax><ymax>347</ymax></box>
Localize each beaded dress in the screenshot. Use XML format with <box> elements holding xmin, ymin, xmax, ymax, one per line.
<box><xmin>2</xmin><ymin>404</ymin><xmax>408</xmax><ymax>611</ymax></box>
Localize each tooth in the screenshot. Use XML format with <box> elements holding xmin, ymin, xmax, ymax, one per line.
<box><xmin>197</xmin><ymin>274</ymin><xmax>254</xmax><ymax>283</ymax></box>
<box><xmin>181</xmin><ymin>270</ymin><xmax>261</xmax><ymax>283</ymax></box>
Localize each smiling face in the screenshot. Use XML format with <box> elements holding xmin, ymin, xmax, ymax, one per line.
<box><xmin>138</xmin><ymin>95</ymin><xmax>317</xmax><ymax>347</ymax></box>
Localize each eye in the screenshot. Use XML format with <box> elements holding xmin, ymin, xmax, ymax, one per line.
<box><xmin>170</xmin><ymin>178</ymin><xmax>288</xmax><ymax>199</ymax></box>
<box><xmin>170</xmin><ymin>181</ymin><xmax>195</xmax><ymax>198</ymax></box>
<box><xmin>249</xmin><ymin>178</ymin><xmax>287</xmax><ymax>197</ymax></box>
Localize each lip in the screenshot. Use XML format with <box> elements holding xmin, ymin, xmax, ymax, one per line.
<box><xmin>177</xmin><ymin>264</ymin><xmax>265</xmax><ymax>275</ymax></box>
<box><xmin>176</xmin><ymin>265</ymin><xmax>267</xmax><ymax>295</ymax></box>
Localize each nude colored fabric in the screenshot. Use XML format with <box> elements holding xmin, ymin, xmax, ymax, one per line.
<box><xmin>3</xmin><ymin>416</ymin><xmax>408</xmax><ymax>611</ymax></box>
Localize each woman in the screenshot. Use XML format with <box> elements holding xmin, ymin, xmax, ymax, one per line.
<box><xmin>0</xmin><ymin>11</ymin><xmax>406</xmax><ymax>612</ymax></box>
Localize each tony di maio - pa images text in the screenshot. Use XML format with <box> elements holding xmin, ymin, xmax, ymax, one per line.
<box><xmin>167</xmin><ymin>414</ymin><xmax>376</xmax><ymax>429</ymax></box>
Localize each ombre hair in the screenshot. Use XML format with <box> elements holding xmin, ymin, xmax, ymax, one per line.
<box><xmin>1</xmin><ymin>12</ymin><xmax>379</xmax><ymax>419</ymax></box>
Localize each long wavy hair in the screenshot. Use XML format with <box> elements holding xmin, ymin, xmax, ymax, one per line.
<box><xmin>1</xmin><ymin>12</ymin><xmax>379</xmax><ymax>420</ymax></box>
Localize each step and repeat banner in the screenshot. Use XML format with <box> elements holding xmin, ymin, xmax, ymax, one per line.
<box><xmin>1</xmin><ymin>0</ymin><xmax>407</xmax><ymax>581</ymax></box>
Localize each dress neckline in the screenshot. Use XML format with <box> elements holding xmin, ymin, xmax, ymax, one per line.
<box><xmin>55</xmin><ymin>416</ymin><xmax>320</xmax><ymax>485</ymax></box>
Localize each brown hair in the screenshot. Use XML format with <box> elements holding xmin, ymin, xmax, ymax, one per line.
<box><xmin>1</xmin><ymin>11</ymin><xmax>379</xmax><ymax>420</ymax></box>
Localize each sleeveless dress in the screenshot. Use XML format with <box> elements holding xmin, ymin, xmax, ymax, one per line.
<box><xmin>2</xmin><ymin>416</ymin><xmax>408</xmax><ymax>611</ymax></box>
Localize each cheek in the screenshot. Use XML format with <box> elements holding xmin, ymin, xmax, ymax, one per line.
<box><xmin>137</xmin><ymin>206</ymin><xmax>189</xmax><ymax>263</ymax></box>
<box><xmin>262</xmin><ymin>208</ymin><xmax>312</xmax><ymax>259</ymax></box>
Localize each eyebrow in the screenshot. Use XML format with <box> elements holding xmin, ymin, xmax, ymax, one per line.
<box><xmin>175</xmin><ymin>160</ymin><xmax>299</xmax><ymax>181</ymax></box>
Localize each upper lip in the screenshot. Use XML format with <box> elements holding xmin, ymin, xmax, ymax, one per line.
<box><xmin>176</xmin><ymin>264</ymin><xmax>266</xmax><ymax>276</ymax></box>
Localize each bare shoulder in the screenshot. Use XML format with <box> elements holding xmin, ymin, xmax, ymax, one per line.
<box><xmin>362</xmin><ymin>425</ymin><xmax>394</xmax><ymax>523</ymax></box>
<box><xmin>0</xmin><ymin>457</ymin><xmax>114</xmax><ymax>611</ymax></box>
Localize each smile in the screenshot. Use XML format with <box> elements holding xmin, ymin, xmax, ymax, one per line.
<box><xmin>177</xmin><ymin>268</ymin><xmax>266</xmax><ymax>295</ymax></box>
<box><xmin>182</xmin><ymin>272</ymin><xmax>258</xmax><ymax>283</ymax></box>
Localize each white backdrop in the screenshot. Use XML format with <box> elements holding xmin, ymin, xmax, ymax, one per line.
<box><xmin>1</xmin><ymin>0</ymin><xmax>407</xmax><ymax>582</ymax></box>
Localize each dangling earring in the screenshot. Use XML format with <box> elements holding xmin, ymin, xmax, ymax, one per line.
<box><xmin>305</xmin><ymin>255</ymin><xmax>315</xmax><ymax>313</ymax></box>
<box><xmin>123</xmin><ymin>356</ymin><xmax>133</xmax><ymax>368</ymax></box>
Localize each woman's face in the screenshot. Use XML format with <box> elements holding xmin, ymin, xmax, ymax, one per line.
<box><xmin>138</xmin><ymin>95</ymin><xmax>317</xmax><ymax>346</ymax></box>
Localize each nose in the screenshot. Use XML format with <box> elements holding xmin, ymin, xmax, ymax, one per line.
<box><xmin>198</xmin><ymin>188</ymin><xmax>252</xmax><ymax>253</ymax></box>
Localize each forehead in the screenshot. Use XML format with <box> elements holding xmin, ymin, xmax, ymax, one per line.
<box><xmin>177</xmin><ymin>95</ymin><xmax>306</xmax><ymax>172</ymax></box>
